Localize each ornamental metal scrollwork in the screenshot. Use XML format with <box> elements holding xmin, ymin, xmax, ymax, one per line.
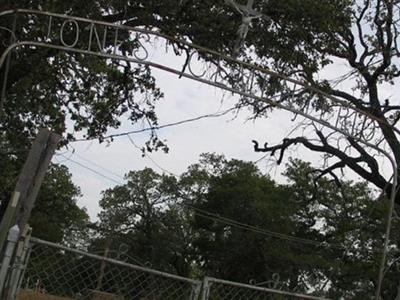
<box><xmin>132</xmin><ymin>32</ymin><xmax>150</xmax><ymax>61</ymax></box>
<box><xmin>0</xmin><ymin>8</ymin><xmax>394</xmax><ymax>150</ymax></box>
<box><xmin>249</xmin><ymin>273</ymin><xmax>304</xmax><ymax>294</ymax></box>
<box><xmin>0</xmin><ymin>26</ymin><xmax>17</xmax><ymax>45</ymax></box>
<box><xmin>249</xmin><ymin>273</ymin><xmax>283</xmax><ymax>290</ymax></box>
<box><xmin>116</xmin><ymin>243</ymin><xmax>130</xmax><ymax>262</ymax></box>
<box><xmin>0</xmin><ymin>10</ymin><xmax>398</xmax><ymax>298</ymax></box>
<box><xmin>188</xmin><ymin>50</ymin><xmax>208</xmax><ymax>78</ymax></box>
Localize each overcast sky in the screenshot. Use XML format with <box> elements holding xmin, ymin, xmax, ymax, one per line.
<box><xmin>52</xmin><ymin>39</ymin><xmax>396</xmax><ymax>221</ymax></box>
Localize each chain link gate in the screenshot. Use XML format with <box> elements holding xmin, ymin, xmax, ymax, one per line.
<box><xmin>20</xmin><ymin>238</ymin><xmax>202</xmax><ymax>300</ymax></box>
<box><xmin>201</xmin><ymin>277</ymin><xmax>329</xmax><ymax>300</ymax></box>
<box><xmin>1</xmin><ymin>8</ymin><xmax>398</xmax><ymax>299</ymax></box>
<box><xmin>13</xmin><ymin>238</ymin><xmax>329</xmax><ymax>300</ymax></box>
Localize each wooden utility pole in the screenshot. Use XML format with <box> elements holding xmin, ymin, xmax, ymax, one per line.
<box><xmin>0</xmin><ymin>128</ymin><xmax>61</xmax><ymax>251</ymax></box>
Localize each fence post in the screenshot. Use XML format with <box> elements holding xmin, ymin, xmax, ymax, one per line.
<box><xmin>201</xmin><ymin>277</ymin><xmax>210</xmax><ymax>300</ymax></box>
<box><xmin>191</xmin><ymin>281</ymin><xmax>202</xmax><ymax>300</ymax></box>
<box><xmin>96</xmin><ymin>237</ymin><xmax>112</xmax><ymax>291</ymax></box>
<box><xmin>6</xmin><ymin>226</ymin><xmax>32</xmax><ymax>299</ymax></box>
<box><xmin>15</xmin><ymin>241</ymin><xmax>32</xmax><ymax>294</ymax></box>
<box><xmin>0</xmin><ymin>193</ymin><xmax>20</xmax><ymax>254</ymax></box>
<box><xmin>0</xmin><ymin>225</ymin><xmax>20</xmax><ymax>297</ymax></box>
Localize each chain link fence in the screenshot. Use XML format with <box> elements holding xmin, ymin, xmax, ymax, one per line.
<box><xmin>16</xmin><ymin>238</ymin><xmax>329</xmax><ymax>300</ymax></box>
<box><xmin>202</xmin><ymin>277</ymin><xmax>329</xmax><ymax>300</ymax></box>
<box><xmin>21</xmin><ymin>238</ymin><xmax>201</xmax><ymax>300</ymax></box>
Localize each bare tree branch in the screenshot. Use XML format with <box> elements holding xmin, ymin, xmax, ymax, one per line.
<box><xmin>253</xmin><ymin>130</ymin><xmax>388</xmax><ymax>193</ymax></box>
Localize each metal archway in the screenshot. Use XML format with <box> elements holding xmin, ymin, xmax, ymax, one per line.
<box><xmin>0</xmin><ymin>9</ymin><xmax>398</xmax><ymax>298</ymax></box>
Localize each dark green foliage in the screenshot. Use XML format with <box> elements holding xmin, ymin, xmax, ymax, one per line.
<box><xmin>0</xmin><ymin>0</ymin><xmax>354</xmax><ymax>147</ymax></box>
<box><xmin>1</xmin><ymin>1</ymin><xmax>399</xmax><ymax>297</ymax></box>
<box><xmin>95</xmin><ymin>154</ymin><xmax>397</xmax><ymax>298</ymax></box>
<box><xmin>30</xmin><ymin>164</ymin><xmax>90</xmax><ymax>245</ymax></box>
<box><xmin>0</xmin><ymin>118</ymin><xmax>88</xmax><ymax>247</ymax></box>
<box><xmin>0</xmin><ymin>139</ymin><xmax>89</xmax><ymax>247</ymax></box>
<box><xmin>1</xmin><ymin>0</ymin><xmax>165</xmax><ymax>152</ymax></box>
<box><xmin>96</xmin><ymin>168</ymin><xmax>192</xmax><ymax>276</ymax></box>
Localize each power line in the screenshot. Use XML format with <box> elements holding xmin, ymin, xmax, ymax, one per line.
<box><xmin>56</xmin><ymin>154</ymin><xmax>362</xmax><ymax>252</ymax></box>
<box><xmin>55</xmin><ymin>150</ymin><xmax>75</xmax><ymax>163</ymax></box>
<box><xmin>55</xmin><ymin>143</ymin><xmax>125</xmax><ymax>180</ymax></box>
<box><xmin>57</xmin><ymin>153</ymin><xmax>123</xmax><ymax>185</ymax></box>
<box><xmin>182</xmin><ymin>202</ymin><xmax>346</xmax><ymax>250</ymax></box>
<box><xmin>126</xmin><ymin>135</ymin><xmax>178</xmax><ymax>177</ymax></box>
<box><xmin>72</xmin><ymin>151</ymin><xmax>125</xmax><ymax>180</ymax></box>
<box><xmin>72</xmin><ymin>107</ymin><xmax>237</xmax><ymax>143</ymax></box>
<box><xmin>182</xmin><ymin>203</ymin><xmax>389</xmax><ymax>254</ymax></box>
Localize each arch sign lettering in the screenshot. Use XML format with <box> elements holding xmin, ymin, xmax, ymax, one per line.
<box><xmin>0</xmin><ymin>9</ymin><xmax>398</xmax><ymax>297</ymax></box>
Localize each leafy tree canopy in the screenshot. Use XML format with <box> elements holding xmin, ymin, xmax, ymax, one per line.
<box><xmin>95</xmin><ymin>154</ymin><xmax>398</xmax><ymax>298</ymax></box>
<box><xmin>30</xmin><ymin>164</ymin><xmax>90</xmax><ymax>245</ymax></box>
<box><xmin>95</xmin><ymin>168</ymin><xmax>192</xmax><ymax>275</ymax></box>
<box><xmin>1</xmin><ymin>1</ymin><xmax>400</xmax><ymax>296</ymax></box>
<box><xmin>2</xmin><ymin>0</ymin><xmax>399</xmax><ymax>205</ymax></box>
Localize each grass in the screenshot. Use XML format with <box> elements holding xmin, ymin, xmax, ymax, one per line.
<box><xmin>18</xmin><ymin>290</ymin><xmax>74</xmax><ymax>300</ymax></box>
<box><xmin>18</xmin><ymin>289</ymin><xmax>124</xmax><ymax>300</ymax></box>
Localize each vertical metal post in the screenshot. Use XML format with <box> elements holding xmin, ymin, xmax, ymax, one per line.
<box><xmin>0</xmin><ymin>11</ymin><xmax>17</xmax><ymax>117</ymax></box>
<box><xmin>0</xmin><ymin>225</ymin><xmax>20</xmax><ymax>296</ymax></box>
<box><xmin>14</xmin><ymin>244</ymin><xmax>31</xmax><ymax>298</ymax></box>
<box><xmin>7</xmin><ymin>226</ymin><xmax>32</xmax><ymax>299</ymax></box>
<box><xmin>0</xmin><ymin>192</ymin><xmax>20</xmax><ymax>253</ymax></box>
<box><xmin>191</xmin><ymin>281</ymin><xmax>202</xmax><ymax>300</ymax></box>
<box><xmin>201</xmin><ymin>277</ymin><xmax>210</xmax><ymax>300</ymax></box>
<box><xmin>96</xmin><ymin>237</ymin><xmax>112</xmax><ymax>291</ymax></box>
<box><xmin>375</xmin><ymin>166</ymin><xmax>398</xmax><ymax>299</ymax></box>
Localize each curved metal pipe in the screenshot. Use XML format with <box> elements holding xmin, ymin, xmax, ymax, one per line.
<box><xmin>0</xmin><ymin>8</ymin><xmax>398</xmax><ymax>136</ymax></box>
<box><xmin>0</xmin><ymin>42</ymin><xmax>395</xmax><ymax>156</ymax></box>
<box><xmin>0</xmin><ymin>10</ymin><xmax>398</xmax><ymax>298</ymax></box>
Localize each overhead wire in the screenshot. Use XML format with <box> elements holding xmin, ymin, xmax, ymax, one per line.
<box><xmin>55</xmin><ymin>150</ymin><xmax>75</xmax><ymax>164</ymax></box>
<box><xmin>126</xmin><ymin>134</ymin><xmax>179</xmax><ymax>177</ymax></box>
<box><xmin>72</xmin><ymin>107</ymin><xmax>237</xmax><ymax>143</ymax></box>
<box><xmin>55</xmin><ymin>153</ymin><xmax>375</xmax><ymax>252</ymax></box>
<box><xmin>56</xmin><ymin>153</ymin><xmax>123</xmax><ymax>185</ymax></box>
<box><xmin>72</xmin><ymin>151</ymin><xmax>125</xmax><ymax>180</ymax></box>
<box><xmin>183</xmin><ymin>202</ymin><xmax>345</xmax><ymax>250</ymax></box>
<box><xmin>55</xmin><ymin>143</ymin><xmax>126</xmax><ymax>181</ymax></box>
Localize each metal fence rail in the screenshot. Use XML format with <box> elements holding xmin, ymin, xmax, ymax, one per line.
<box><xmin>18</xmin><ymin>238</ymin><xmax>330</xmax><ymax>300</ymax></box>
<box><xmin>22</xmin><ymin>238</ymin><xmax>201</xmax><ymax>300</ymax></box>
<box><xmin>202</xmin><ymin>277</ymin><xmax>330</xmax><ymax>300</ymax></box>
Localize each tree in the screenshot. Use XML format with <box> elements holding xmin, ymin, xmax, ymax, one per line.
<box><xmin>29</xmin><ymin>164</ymin><xmax>90</xmax><ymax>245</ymax></box>
<box><xmin>283</xmin><ymin>159</ymin><xmax>400</xmax><ymax>299</ymax></box>
<box><xmin>3</xmin><ymin>2</ymin><xmax>399</xmax><ymax>201</ymax></box>
<box><xmin>2</xmin><ymin>1</ymin><xmax>400</xmax><ymax>296</ymax></box>
<box><xmin>179</xmin><ymin>154</ymin><xmax>400</xmax><ymax>298</ymax></box>
<box><xmin>0</xmin><ymin>134</ymin><xmax>89</xmax><ymax>245</ymax></box>
<box><xmin>93</xmin><ymin>154</ymin><xmax>398</xmax><ymax>297</ymax></box>
<box><xmin>1</xmin><ymin>1</ymin><xmax>165</xmax><ymax>153</ymax></box>
<box><xmin>96</xmin><ymin>168</ymin><xmax>193</xmax><ymax>276</ymax></box>
<box><xmin>0</xmin><ymin>0</ymin><xmax>165</xmax><ymax>244</ymax></box>
<box><xmin>148</xmin><ymin>0</ymin><xmax>400</xmax><ymax>208</ymax></box>
<box><xmin>4</xmin><ymin>0</ymin><xmax>400</xmax><ymax>200</ymax></box>
<box><xmin>0</xmin><ymin>136</ymin><xmax>25</xmax><ymax>217</ymax></box>
<box><xmin>180</xmin><ymin>154</ymin><xmax>319</xmax><ymax>290</ymax></box>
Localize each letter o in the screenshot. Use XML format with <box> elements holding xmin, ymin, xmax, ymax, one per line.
<box><xmin>60</xmin><ymin>19</ymin><xmax>79</xmax><ymax>48</ymax></box>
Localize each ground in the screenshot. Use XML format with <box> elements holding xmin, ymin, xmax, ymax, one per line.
<box><xmin>18</xmin><ymin>290</ymin><xmax>73</xmax><ymax>300</ymax></box>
